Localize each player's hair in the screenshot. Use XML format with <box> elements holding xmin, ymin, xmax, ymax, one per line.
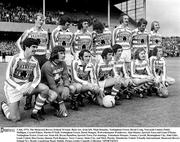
<box><xmin>34</xmin><ymin>13</ymin><xmax>44</xmax><ymax>20</ymax></box>
<box><xmin>50</xmin><ymin>46</ymin><xmax>65</xmax><ymax>61</ymax></box>
<box><xmin>78</xmin><ymin>49</ymin><xmax>91</xmax><ymax>60</ymax></box>
<box><xmin>77</xmin><ymin>18</ymin><xmax>89</xmax><ymax>30</ymax></box>
<box><xmin>22</xmin><ymin>38</ymin><xmax>40</xmax><ymax>51</ymax></box>
<box><xmin>119</xmin><ymin>13</ymin><xmax>128</xmax><ymax>24</ymax></box>
<box><xmin>101</xmin><ymin>48</ymin><xmax>113</xmax><ymax>59</ymax></box>
<box><xmin>93</xmin><ymin>21</ymin><xmax>104</xmax><ymax>33</ymax></box>
<box><xmin>137</xmin><ymin>18</ymin><xmax>148</xmax><ymax>27</ymax></box>
<box><xmin>151</xmin><ymin>21</ymin><xmax>159</xmax><ymax>31</ymax></box>
<box><xmin>112</xmin><ymin>44</ymin><xmax>122</xmax><ymax>54</ymax></box>
<box><xmin>134</xmin><ymin>47</ymin><xmax>146</xmax><ymax>60</ymax></box>
<box><xmin>59</xmin><ymin>15</ymin><xmax>71</xmax><ymax>25</ymax></box>
<box><xmin>153</xmin><ymin>45</ymin><xmax>163</xmax><ymax>56</ymax></box>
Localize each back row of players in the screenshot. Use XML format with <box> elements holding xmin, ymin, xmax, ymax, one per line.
<box><xmin>1</xmin><ymin>13</ymin><xmax>175</xmax><ymax>122</ymax></box>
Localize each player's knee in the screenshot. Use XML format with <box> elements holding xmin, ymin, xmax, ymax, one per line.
<box><xmin>69</xmin><ymin>85</ymin><xmax>76</xmax><ymax>94</ymax></box>
<box><xmin>10</xmin><ymin>115</ymin><xmax>21</xmax><ymax>122</ymax></box>
<box><xmin>48</xmin><ymin>90</ymin><xmax>58</xmax><ymax>102</ymax></box>
<box><xmin>40</xmin><ymin>84</ymin><xmax>49</xmax><ymax>96</ymax></box>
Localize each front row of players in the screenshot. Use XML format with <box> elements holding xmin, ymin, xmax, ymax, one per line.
<box><xmin>1</xmin><ymin>38</ymin><xmax>175</xmax><ymax>122</ymax></box>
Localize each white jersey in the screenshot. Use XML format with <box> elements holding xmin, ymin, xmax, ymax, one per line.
<box><xmin>112</xmin><ymin>25</ymin><xmax>132</xmax><ymax>50</ymax></box>
<box><xmin>149</xmin><ymin>31</ymin><xmax>162</xmax><ymax>51</ymax></box>
<box><xmin>131</xmin><ymin>28</ymin><xmax>149</xmax><ymax>57</ymax></box>
<box><xmin>24</xmin><ymin>27</ymin><xmax>48</xmax><ymax>55</ymax></box>
<box><xmin>51</xmin><ymin>26</ymin><xmax>73</xmax><ymax>53</ymax></box>
<box><xmin>92</xmin><ymin>29</ymin><xmax>112</xmax><ymax>56</ymax></box>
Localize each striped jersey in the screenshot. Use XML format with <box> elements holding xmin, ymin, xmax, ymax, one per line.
<box><xmin>73</xmin><ymin>30</ymin><xmax>92</xmax><ymax>53</ymax></box>
<box><xmin>131</xmin><ymin>28</ymin><xmax>149</xmax><ymax>56</ymax></box>
<box><xmin>71</xmin><ymin>59</ymin><xmax>96</xmax><ymax>84</ymax></box>
<box><xmin>51</xmin><ymin>26</ymin><xmax>73</xmax><ymax>53</ymax></box>
<box><xmin>132</xmin><ymin>59</ymin><xmax>149</xmax><ymax>75</ymax></box>
<box><xmin>5</xmin><ymin>52</ymin><xmax>41</xmax><ymax>90</ymax></box>
<box><xmin>112</xmin><ymin>57</ymin><xmax>126</xmax><ymax>78</ymax></box>
<box><xmin>112</xmin><ymin>25</ymin><xmax>132</xmax><ymax>50</ymax></box>
<box><xmin>24</xmin><ymin>27</ymin><xmax>48</xmax><ymax>55</ymax></box>
<box><xmin>96</xmin><ymin>60</ymin><xmax>114</xmax><ymax>81</ymax></box>
<box><xmin>92</xmin><ymin>29</ymin><xmax>112</xmax><ymax>56</ymax></box>
<box><xmin>149</xmin><ymin>56</ymin><xmax>165</xmax><ymax>76</ymax></box>
<box><xmin>149</xmin><ymin>31</ymin><xmax>162</xmax><ymax>51</ymax></box>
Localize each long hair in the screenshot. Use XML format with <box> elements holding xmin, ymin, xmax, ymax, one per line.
<box><xmin>137</xmin><ymin>18</ymin><xmax>148</xmax><ymax>27</ymax></box>
<box><xmin>112</xmin><ymin>44</ymin><xmax>122</xmax><ymax>54</ymax></box>
<box><xmin>50</xmin><ymin>46</ymin><xmax>65</xmax><ymax>61</ymax></box>
<box><xmin>78</xmin><ymin>49</ymin><xmax>91</xmax><ymax>60</ymax></box>
<box><xmin>77</xmin><ymin>18</ymin><xmax>89</xmax><ymax>30</ymax></box>
<box><xmin>153</xmin><ymin>46</ymin><xmax>163</xmax><ymax>56</ymax></box>
<box><xmin>119</xmin><ymin>13</ymin><xmax>128</xmax><ymax>24</ymax></box>
<box><xmin>151</xmin><ymin>21</ymin><xmax>159</xmax><ymax>31</ymax></box>
<box><xmin>59</xmin><ymin>15</ymin><xmax>71</xmax><ymax>25</ymax></box>
<box><xmin>101</xmin><ymin>48</ymin><xmax>113</xmax><ymax>59</ymax></box>
<box><xmin>93</xmin><ymin>20</ymin><xmax>104</xmax><ymax>33</ymax></box>
<box><xmin>134</xmin><ymin>47</ymin><xmax>146</xmax><ymax>60</ymax></box>
<box><xmin>22</xmin><ymin>38</ymin><xmax>40</xmax><ymax>51</ymax></box>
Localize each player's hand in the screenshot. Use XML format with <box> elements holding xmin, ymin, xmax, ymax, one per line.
<box><xmin>46</xmin><ymin>52</ymin><xmax>51</xmax><ymax>60</ymax></box>
<box><xmin>61</xmin><ymin>87</ymin><xmax>70</xmax><ymax>100</ymax></box>
<box><xmin>55</xmin><ymin>102</ymin><xmax>68</xmax><ymax>117</ymax></box>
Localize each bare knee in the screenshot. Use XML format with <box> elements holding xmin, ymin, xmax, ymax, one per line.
<box><xmin>10</xmin><ymin>115</ymin><xmax>21</xmax><ymax>122</ymax></box>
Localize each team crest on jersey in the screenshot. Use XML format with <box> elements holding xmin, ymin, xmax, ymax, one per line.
<box><xmin>116</xmin><ymin>31</ymin><xmax>131</xmax><ymax>43</ymax></box>
<box><xmin>93</xmin><ymin>33</ymin><xmax>111</xmax><ymax>47</ymax></box>
<box><xmin>150</xmin><ymin>35</ymin><xmax>162</xmax><ymax>45</ymax></box>
<box><xmin>132</xmin><ymin>34</ymin><xmax>148</xmax><ymax>45</ymax></box>
<box><xmin>55</xmin><ymin>33</ymin><xmax>73</xmax><ymax>46</ymax></box>
<box><xmin>29</xmin><ymin>32</ymin><xmax>48</xmax><ymax>45</ymax></box>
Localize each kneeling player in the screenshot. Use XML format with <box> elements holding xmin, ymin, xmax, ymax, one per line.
<box><xmin>71</xmin><ymin>49</ymin><xmax>105</xmax><ymax>107</ymax></box>
<box><xmin>41</xmin><ymin>46</ymin><xmax>80</xmax><ymax>116</ymax></box>
<box><xmin>112</xmin><ymin>44</ymin><xmax>133</xmax><ymax>99</ymax></box>
<box><xmin>96</xmin><ymin>48</ymin><xmax>123</xmax><ymax>105</ymax></box>
<box><xmin>149</xmin><ymin>46</ymin><xmax>175</xmax><ymax>97</ymax></box>
<box><xmin>1</xmin><ymin>38</ymin><xmax>50</xmax><ymax>122</ymax></box>
<box><xmin>130</xmin><ymin>47</ymin><xmax>155</xmax><ymax>97</ymax></box>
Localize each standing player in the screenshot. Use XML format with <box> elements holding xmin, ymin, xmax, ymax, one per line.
<box><xmin>149</xmin><ymin>46</ymin><xmax>175</xmax><ymax>97</ymax></box>
<box><xmin>1</xmin><ymin>38</ymin><xmax>50</xmax><ymax>122</ymax></box>
<box><xmin>131</xmin><ymin>18</ymin><xmax>149</xmax><ymax>59</ymax></box>
<box><xmin>112</xmin><ymin>13</ymin><xmax>132</xmax><ymax>72</ymax></box>
<box><xmin>51</xmin><ymin>15</ymin><xmax>74</xmax><ymax>67</ymax></box>
<box><xmin>92</xmin><ymin>20</ymin><xmax>112</xmax><ymax>64</ymax></box>
<box><xmin>149</xmin><ymin>21</ymin><xmax>162</xmax><ymax>57</ymax></box>
<box><xmin>96</xmin><ymin>48</ymin><xmax>122</xmax><ymax>105</ymax></box>
<box><xmin>16</xmin><ymin>13</ymin><xmax>49</xmax><ymax>110</ymax></box>
<box><xmin>71</xmin><ymin>49</ymin><xmax>105</xmax><ymax>107</ymax></box>
<box><xmin>72</xmin><ymin>18</ymin><xmax>92</xmax><ymax>59</ymax></box>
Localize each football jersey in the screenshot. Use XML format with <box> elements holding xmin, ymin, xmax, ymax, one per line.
<box><xmin>71</xmin><ymin>59</ymin><xmax>96</xmax><ymax>84</ymax></box>
<box><xmin>149</xmin><ymin>31</ymin><xmax>162</xmax><ymax>51</ymax></box>
<box><xmin>51</xmin><ymin>26</ymin><xmax>73</xmax><ymax>53</ymax></box>
<box><xmin>5</xmin><ymin>52</ymin><xmax>41</xmax><ymax>90</ymax></box>
<box><xmin>73</xmin><ymin>30</ymin><xmax>92</xmax><ymax>53</ymax></box>
<box><xmin>131</xmin><ymin>28</ymin><xmax>149</xmax><ymax>57</ymax></box>
<box><xmin>96</xmin><ymin>60</ymin><xmax>114</xmax><ymax>81</ymax></box>
<box><xmin>92</xmin><ymin>29</ymin><xmax>112</xmax><ymax>56</ymax></box>
<box><xmin>112</xmin><ymin>25</ymin><xmax>132</xmax><ymax>50</ymax></box>
<box><xmin>150</xmin><ymin>56</ymin><xmax>165</xmax><ymax>76</ymax></box>
<box><xmin>113</xmin><ymin>57</ymin><xmax>126</xmax><ymax>77</ymax></box>
<box><xmin>132</xmin><ymin>59</ymin><xmax>149</xmax><ymax>75</ymax></box>
<box><xmin>25</xmin><ymin>27</ymin><xmax>48</xmax><ymax>55</ymax></box>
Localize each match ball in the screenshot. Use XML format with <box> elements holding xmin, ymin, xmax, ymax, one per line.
<box><xmin>102</xmin><ymin>95</ymin><xmax>115</xmax><ymax>108</ymax></box>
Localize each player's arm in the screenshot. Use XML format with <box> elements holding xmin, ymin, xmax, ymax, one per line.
<box><xmin>31</xmin><ymin>61</ymin><xmax>41</xmax><ymax>89</ymax></box>
<box><xmin>130</xmin><ymin>60</ymin><xmax>146</xmax><ymax>79</ymax></box>
<box><xmin>16</xmin><ymin>30</ymin><xmax>29</xmax><ymax>53</ymax></box>
<box><xmin>71</xmin><ymin>60</ymin><xmax>89</xmax><ymax>85</ymax></box>
<box><xmin>123</xmin><ymin>62</ymin><xmax>129</xmax><ymax>78</ymax></box>
<box><xmin>112</xmin><ymin>28</ymin><xmax>117</xmax><ymax>46</ymax></box>
<box><xmin>5</xmin><ymin>55</ymin><xmax>22</xmax><ymax>90</ymax></box>
<box><xmin>162</xmin><ymin>59</ymin><xmax>166</xmax><ymax>83</ymax></box>
<box><xmin>51</xmin><ymin>27</ymin><xmax>58</xmax><ymax>48</ymax></box>
<box><xmin>42</xmin><ymin>63</ymin><xmax>59</xmax><ymax>94</ymax></box>
<box><xmin>70</xmin><ymin>33</ymin><xmax>76</xmax><ymax>56</ymax></box>
<box><xmin>62</xmin><ymin>62</ymin><xmax>70</xmax><ymax>87</ymax></box>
